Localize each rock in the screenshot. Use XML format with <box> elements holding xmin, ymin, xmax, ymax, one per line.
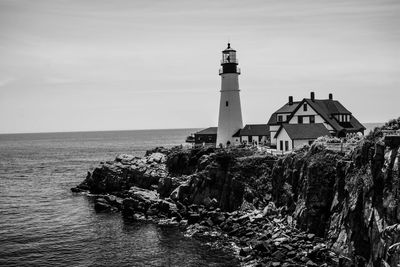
<box><xmin>147</xmin><ymin>152</ymin><xmax>166</xmax><ymax>164</ymax></box>
<box><xmin>158</xmin><ymin>177</ymin><xmax>177</xmax><ymax>198</ymax></box>
<box><xmin>273</xmin><ymin>237</ymin><xmax>289</xmax><ymax>244</ymax></box>
<box><xmin>306</xmin><ymin>260</ymin><xmax>318</xmax><ymax>267</ymax></box>
<box><xmin>211</xmin><ymin>212</ymin><xmax>226</xmax><ymax>225</ymax></box>
<box><xmin>203</xmin><ymin>197</ymin><xmax>212</xmax><ymax>208</ymax></box>
<box><xmin>94</xmin><ymin>198</ymin><xmax>112</xmax><ymax>212</ymax></box>
<box><xmin>204</xmin><ymin>218</ymin><xmax>214</xmax><ymax>227</ymax></box>
<box><xmin>272</xmin><ymin>250</ymin><xmax>285</xmax><ymax>261</ymax></box>
<box><xmin>115</xmin><ymin>154</ymin><xmax>135</xmax><ymax>164</ymax></box>
<box><xmin>129</xmin><ymin>186</ymin><xmax>159</xmax><ymax>203</ymax></box>
<box><xmin>185</xmin><ymin>213</ymin><xmax>199</xmax><ymax>224</ymax></box>
<box><xmin>158</xmin><ymin>218</ymin><xmax>179</xmax><ymax>227</ymax></box>
<box><xmin>210</xmin><ymin>198</ymin><xmax>218</xmax><ymax>208</ymax></box>
<box><xmin>71</xmin><ymin>187</ymin><xmax>86</xmax><ymax>193</ymax></box>
<box><xmin>263</xmin><ymin>202</ymin><xmax>277</xmax><ymax>217</ymax></box>
<box><xmin>74</xmin><ymin>138</ymin><xmax>400</xmax><ymax>265</ymax></box>
<box><xmin>307</xmin><ymin>233</ymin><xmax>315</xmax><ymax>240</ymax></box>
<box><xmin>81</xmin><ymin>153</ymin><xmax>168</xmax><ymax>194</ymax></box>
<box><xmin>239</xmin><ymin>246</ymin><xmax>252</xmax><ymax>257</ymax></box>
<box><xmin>253</xmin><ymin>241</ymin><xmax>270</xmax><ymax>253</ymax></box>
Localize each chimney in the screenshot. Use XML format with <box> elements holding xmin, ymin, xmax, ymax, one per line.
<box><xmin>329</xmin><ymin>93</ymin><xmax>333</xmax><ymax>100</ymax></box>
<box><xmin>310</xmin><ymin>92</ymin><xmax>315</xmax><ymax>101</ymax></box>
<box><xmin>288</xmin><ymin>96</ymin><xmax>293</xmax><ymax>105</ymax></box>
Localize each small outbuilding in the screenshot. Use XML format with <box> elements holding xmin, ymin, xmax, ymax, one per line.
<box><xmin>234</xmin><ymin>124</ymin><xmax>269</xmax><ymax>145</ymax></box>
<box><xmin>194</xmin><ymin>127</ymin><xmax>217</xmax><ymax>146</ymax></box>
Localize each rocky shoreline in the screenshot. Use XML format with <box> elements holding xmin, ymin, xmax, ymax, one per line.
<box><xmin>72</xmin><ymin>118</ymin><xmax>400</xmax><ymax>267</ymax></box>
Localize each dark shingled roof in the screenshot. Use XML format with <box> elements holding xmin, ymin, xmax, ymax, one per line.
<box><xmin>267</xmin><ymin>102</ymin><xmax>300</xmax><ymax>125</ymax></box>
<box><xmin>195</xmin><ymin>127</ymin><xmax>217</xmax><ymax>135</ymax></box>
<box><xmin>302</xmin><ymin>99</ymin><xmax>365</xmax><ymax>133</ymax></box>
<box><xmin>239</xmin><ymin>124</ymin><xmax>269</xmax><ymax>136</ymax></box>
<box><xmin>275</xmin><ymin>123</ymin><xmax>330</xmax><ymax>140</ymax></box>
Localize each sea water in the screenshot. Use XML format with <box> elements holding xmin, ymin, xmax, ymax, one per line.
<box><xmin>0</xmin><ymin>124</ymin><xmax>383</xmax><ymax>266</ymax></box>
<box><xmin>0</xmin><ymin>129</ymin><xmax>239</xmax><ymax>267</ymax></box>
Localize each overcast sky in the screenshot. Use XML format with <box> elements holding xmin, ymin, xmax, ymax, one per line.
<box><xmin>0</xmin><ymin>0</ymin><xmax>399</xmax><ymax>133</ymax></box>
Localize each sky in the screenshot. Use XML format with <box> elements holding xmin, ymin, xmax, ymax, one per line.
<box><xmin>0</xmin><ymin>0</ymin><xmax>399</xmax><ymax>133</ymax></box>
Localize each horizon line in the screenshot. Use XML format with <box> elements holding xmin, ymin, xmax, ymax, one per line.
<box><xmin>0</xmin><ymin>122</ymin><xmax>386</xmax><ymax>135</ymax></box>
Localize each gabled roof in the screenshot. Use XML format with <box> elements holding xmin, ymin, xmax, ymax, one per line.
<box><xmin>275</xmin><ymin>123</ymin><xmax>330</xmax><ymax>140</ymax></box>
<box><xmin>289</xmin><ymin>98</ymin><xmax>365</xmax><ymax>133</ymax></box>
<box><xmin>239</xmin><ymin>124</ymin><xmax>269</xmax><ymax>136</ymax></box>
<box><xmin>267</xmin><ymin>102</ymin><xmax>301</xmax><ymax>125</ymax></box>
<box><xmin>195</xmin><ymin>127</ymin><xmax>217</xmax><ymax>135</ymax></box>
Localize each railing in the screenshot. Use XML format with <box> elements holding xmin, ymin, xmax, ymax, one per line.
<box><xmin>219</xmin><ymin>68</ymin><xmax>241</xmax><ymax>75</ymax></box>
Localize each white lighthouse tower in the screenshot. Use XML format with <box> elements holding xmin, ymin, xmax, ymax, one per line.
<box><xmin>216</xmin><ymin>43</ymin><xmax>243</xmax><ymax>147</ymax></box>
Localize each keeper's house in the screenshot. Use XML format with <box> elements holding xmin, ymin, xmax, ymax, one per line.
<box><xmin>267</xmin><ymin>92</ymin><xmax>365</xmax><ymax>151</ymax></box>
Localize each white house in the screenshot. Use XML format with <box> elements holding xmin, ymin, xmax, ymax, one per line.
<box><xmin>268</xmin><ymin>92</ymin><xmax>365</xmax><ymax>150</ymax></box>
<box><xmin>275</xmin><ymin>123</ymin><xmax>330</xmax><ymax>151</ymax></box>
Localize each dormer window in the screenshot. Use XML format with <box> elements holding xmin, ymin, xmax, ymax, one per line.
<box><xmin>277</xmin><ymin>115</ymin><xmax>283</xmax><ymax>122</ymax></box>
<box><xmin>303</xmin><ymin>103</ymin><xmax>307</xmax><ymax>111</ymax></box>
<box><xmin>336</xmin><ymin>114</ymin><xmax>351</xmax><ymax>122</ymax></box>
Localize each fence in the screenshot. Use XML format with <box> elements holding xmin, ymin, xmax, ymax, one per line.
<box><xmin>382</xmin><ymin>130</ymin><xmax>400</xmax><ymax>136</ymax></box>
<box><xmin>324</xmin><ymin>142</ymin><xmax>358</xmax><ymax>153</ymax></box>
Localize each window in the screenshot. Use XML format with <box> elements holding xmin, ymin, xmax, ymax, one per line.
<box><xmin>303</xmin><ymin>103</ymin><xmax>307</xmax><ymax>111</ymax></box>
<box><xmin>278</xmin><ymin>115</ymin><xmax>283</xmax><ymax>122</ymax></box>
<box><xmin>285</xmin><ymin>141</ymin><xmax>289</xmax><ymax>151</ymax></box>
<box><xmin>280</xmin><ymin>140</ymin><xmax>283</xmax><ymax>151</ymax></box>
<box><xmin>310</xmin><ymin>115</ymin><xmax>315</xmax><ymax>123</ymax></box>
<box><xmin>298</xmin><ymin>116</ymin><xmax>303</xmax><ymax>124</ymax></box>
<box><xmin>226</xmin><ymin>101</ymin><xmax>229</xmax><ymax>107</ymax></box>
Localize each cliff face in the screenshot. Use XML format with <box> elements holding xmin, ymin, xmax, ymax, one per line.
<box><xmin>271</xmin><ymin>140</ymin><xmax>400</xmax><ymax>266</ymax></box>
<box><xmin>72</xmin><ymin>119</ymin><xmax>400</xmax><ymax>266</ymax></box>
<box><xmin>169</xmin><ymin>151</ymin><xmax>276</xmax><ymax>211</ymax></box>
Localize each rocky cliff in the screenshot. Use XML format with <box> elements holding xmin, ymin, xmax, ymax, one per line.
<box><xmin>271</xmin><ymin>118</ymin><xmax>400</xmax><ymax>266</ymax></box>
<box><xmin>72</xmin><ymin>118</ymin><xmax>400</xmax><ymax>266</ymax></box>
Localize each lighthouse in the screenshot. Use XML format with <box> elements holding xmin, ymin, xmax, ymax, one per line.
<box><xmin>216</xmin><ymin>43</ymin><xmax>243</xmax><ymax>147</ymax></box>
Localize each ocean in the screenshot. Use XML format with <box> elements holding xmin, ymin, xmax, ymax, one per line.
<box><xmin>0</xmin><ymin>129</ymin><xmax>239</xmax><ymax>267</ymax></box>
<box><xmin>0</xmin><ymin>124</ymin><xmax>383</xmax><ymax>267</ymax></box>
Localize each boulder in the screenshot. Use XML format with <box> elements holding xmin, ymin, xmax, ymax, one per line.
<box><xmin>157</xmin><ymin>177</ymin><xmax>180</xmax><ymax>198</ymax></box>
<box><xmin>94</xmin><ymin>197</ymin><xmax>112</xmax><ymax>212</ymax></box>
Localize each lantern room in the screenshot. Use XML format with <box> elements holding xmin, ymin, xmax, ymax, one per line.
<box><xmin>219</xmin><ymin>43</ymin><xmax>240</xmax><ymax>75</ymax></box>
